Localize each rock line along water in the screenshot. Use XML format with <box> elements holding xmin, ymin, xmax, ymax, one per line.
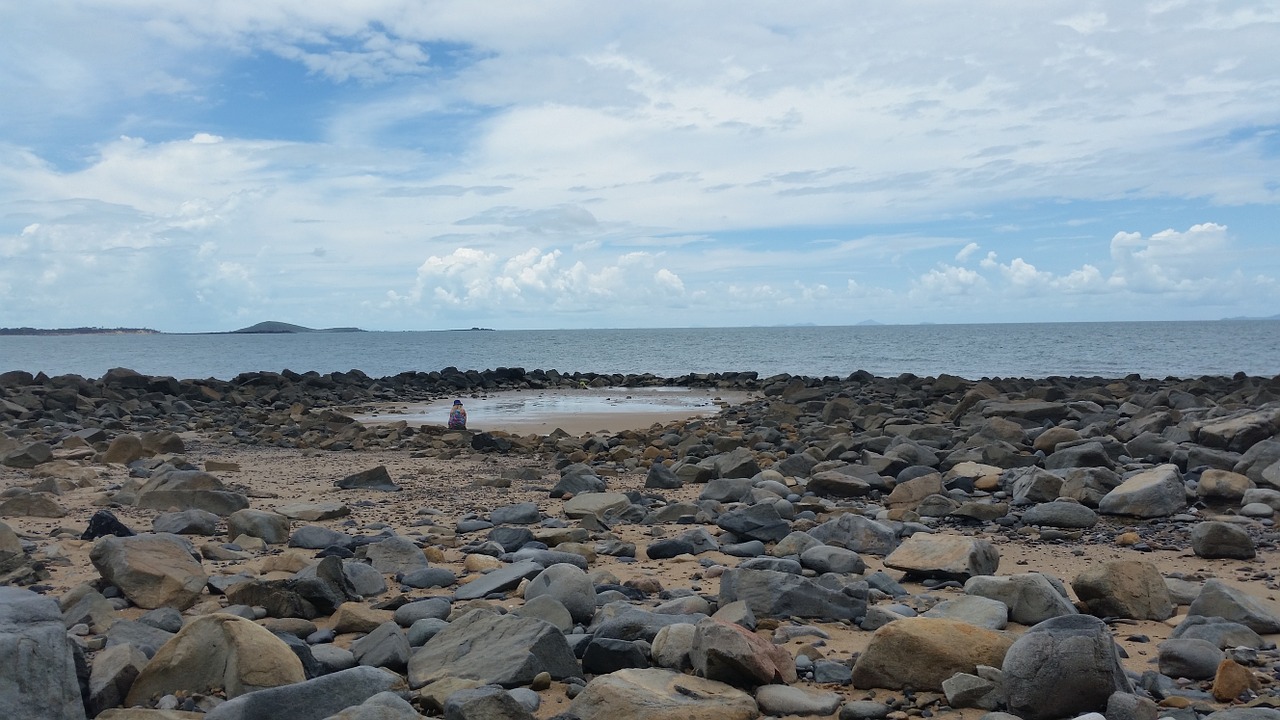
<box><xmin>1</xmin><ymin>321</ymin><xmax>1276</xmax><ymax>381</ymax></box>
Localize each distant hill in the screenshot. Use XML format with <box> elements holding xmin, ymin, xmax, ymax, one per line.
<box><xmin>229</xmin><ymin>321</ymin><xmax>364</xmax><ymax>334</ymax></box>
<box><xmin>1220</xmin><ymin>314</ymin><xmax>1280</xmax><ymax>321</ymax></box>
<box><xmin>856</xmin><ymin>319</ymin><xmax>885</xmax><ymax>326</ymax></box>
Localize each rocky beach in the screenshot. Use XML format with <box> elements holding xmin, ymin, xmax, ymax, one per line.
<box><xmin>2</xmin><ymin>365</ymin><xmax>1279</xmax><ymax>720</ymax></box>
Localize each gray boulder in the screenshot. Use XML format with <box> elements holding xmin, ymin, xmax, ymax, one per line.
<box><xmin>227</xmin><ymin>509</ymin><xmax>290</xmax><ymax>545</ymax></box>
<box><xmin>407</xmin><ymin>609</ymin><xmax>579</xmax><ymax>689</ymax></box>
<box><xmin>1097</xmin><ymin>465</ymin><xmax>1186</xmax><ymax>518</ymax></box>
<box><xmin>1187</xmin><ymin>579</ymin><xmax>1280</xmax><ymax>634</ymax></box>
<box><xmin>1190</xmin><ymin>521</ymin><xmax>1256</xmax><ymax>559</ymax></box>
<box><xmin>964</xmin><ymin>573</ymin><xmax>1077</xmax><ymax>625</ymax></box>
<box><xmin>1071</xmin><ymin>560</ymin><xmax>1173</xmax><ymax>620</ymax></box>
<box><xmin>0</xmin><ymin>587</ymin><xmax>87</xmax><ymax>720</ymax></box>
<box><xmin>1021</xmin><ymin>500</ymin><xmax>1098</xmax><ymax>528</ymax></box>
<box><xmin>1002</xmin><ymin>614</ymin><xmax>1133</xmax><ymax>720</ymax></box>
<box><xmin>807</xmin><ymin>514</ymin><xmax>898</xmax><ymax>555</ymax></box>
<box><xmin>364</xmin><ymin>535</ymin><xmax>428</xmax><ymax>575</ymax></box>
<box><xmin>336</xmin><ymin>466</ymin><xmax>400</xmax><ymax>492</ymax></box>
<box><xmin>89</xmin><ymin>532</ymin><xmax>207</xmax><ymax>610</ymax></box>
<box><xmin>718</xmin><ymin>567</ymin><xmax>865</xmax><ymax>621</ymax></box>
<box><xmin>523</xmin><ymin>563</ymin><xmax>596</xmax><ymax>625</ymax></box>
<box><xmin>203</xmin><ymin>665</ymin><xmax>406</xmax><ymax>720</ymax></box>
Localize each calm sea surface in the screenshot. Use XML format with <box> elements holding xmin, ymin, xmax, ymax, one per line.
<box><xmin>1</xmin><ymin>322</ymin><xmax>1276</xmax><ymax>382</ymax></box>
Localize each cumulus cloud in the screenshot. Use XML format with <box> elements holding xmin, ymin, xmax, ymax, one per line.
<box><xmin>955</xmin><ymin>242</ymin><xmax>980</xmax><ymax>262</ymax></box>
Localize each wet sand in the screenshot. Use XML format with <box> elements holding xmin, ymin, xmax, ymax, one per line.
<box><xmin>351</xmin><ymin>387</ymin><xmax>752</xmax><ymax>436</ymax></box>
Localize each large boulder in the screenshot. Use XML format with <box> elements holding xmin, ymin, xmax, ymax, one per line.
<box><xmin>203</xmin><ymin>666</ymin><xmax>406</xmax><ymax>720</ymax></box>
<box><xmin>407</xmin><ymin>609</ymin><xmax>579</xmax><ymax>689</ymax></box>
<box><xmin>568</xmin><ymin>668</ymin><xmax>758</xmax><ymax>720</ymax></box>
<box><xmin>883</xmin><ymin>533</ymin><xmax>999</xmax><ymax>581</ymax></box>
<box><xmin>0</xmin><ymin>587</ymin><xmax>87</xmax><ymax>720</ymax></box>
<box><xmin>963</xmin><ymin>573</ymin><xmax>1077</xmax><ymax>625</ymax></box>
<box><xmin>718</xmin><ymin>567</ymin><xmax>866</xmax><ymax>621</ymax></box>
<box><xmin>126</xmin><ymin>613</ymin><xmax>305</xmax><ymax>705</ymax></box>
<box><xmin>1187</xmin><ymin>579</ymin><xmax>1280</xmax><ymax>634</ymax></box>
<box><xmin>134</xmin><ymin>469</ymin><xmax>249</xmax><ymax>516</ymax></box>
<box><xmin>1189</xmin><ymin>521</ymin><xmax>1256</xmax><ymax>560</ymax></box>
<box><xmin>1002</xmin><ymin>614</ymin><xmax>1133</xmax><ymax>720</ymax></box>
<box><xmin>226</xmin><ymin>509</ymin><xmax>290</xmax><ymax>545</ymax></box>
<box><xmin>1097</xmin><ymin>465</ymin><xmax>1186</xmax><ymax>518</ymax></box>
<box><xmin>524</xmin><ymin>563</ymin><xmax>597</xmax><ymax>626</ymax></box>
<box><xmin>850</xmin><ymin>617</ymin><xmax>1013</xmax><ymax>691</ymax></box>
<box><xmin>689</xmin><ymin>618</ymin><xmax>796</xmax><ymax>687</ymax></box>
<box><xmin>806</xmin><ymin>514</ymin><xmax>898</xmax><ymax>555</ymax></box>
<box><xmin>1072</xmin><ymin>560</ymin><xmax>1174</xmax><ymax>620</ymax></box>
<box><xmin>90</xmin><ymin>533</ymin><xmax>207</xmax><ymax>610</ymax></box>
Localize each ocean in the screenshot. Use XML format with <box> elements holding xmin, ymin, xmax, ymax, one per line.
<box><xmin>1</xmin><ymin>321</ymin><xmax>1277</xmax><ymax>382</ymax></box>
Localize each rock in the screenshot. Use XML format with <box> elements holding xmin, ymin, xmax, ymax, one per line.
<box><xmin>1197</xmin><ymin>469</ymin><xmax>1254</xmax><ymax>502</ymax></box>
<box><xmin>690</xmin><ymin>618</ymin><xmax>796</xmax><ymax>687</ymax></box>
<box><xmin>90</xmin><ymin>533</ymin><xmax>207</xmax><ymax>610</ymax></box>
<box><xmin>1187</xmin><ymin>579</ymin><xmax>1280</xmax><ymax>634</ymax></box>
<box><xmin>964</xmin><ymin>573</ymin><xmax>1077</xmax><ymax>625</ymax></box>
<box><xmin>1021</xmin><ymin>500</ymin><xmax>1098</xmax><ymax>528</ymax></box>
<box><xmin>718</xmin><ymin>567</ymin><xmax>866</xmax><ymax>621</ymax></box>
<box><xmin>1071</xmin><ymin>560</ymin><xmax>1173</xmax><ymax>620</ymax></box>
<box><xmin>807</xmin><ymin>514</ymin><xmax>898</xmax><ymax>555</ymax></box>
<box><xmin>807</xmin><ymin>471</ymin><xmax>873</xmax><ymax>498</ymax></box>
<box><xmin>490</xmin><ymin>502</ymin><xmax>541</xmax><ymax>525</ymax></box>
<box><xmin>202</xmin><ymin>666</ymin><xmax>406</xmax><ymax>720</ymax></box>
<box><xmin>81</xmin><ymin>509</ymin><xmax>136</xmax><ymax>540</ymax></box>
<box><xmin>227</xmin><ymin>509</ymin><xmax>290</xmax><ymax>545</ymax></box>
<box><xmin>103</xmin><ymin>434</ymin><xmax>146</xmax><ymax>465</ymax></box>
<box><xmin>1190</xmin><ymin>521</ymin><xmax>1256</xmax><ymax>559</ymax></box>
<box><xmin>443</xmin><ymin>685</ymin><xmax>535</xmax><ymax>720</ymax></box>
<box><xmin>407</xmin><ymin>609</ymin><xmax>580</xmax><ymax>689</ymax></box>
<box><xmin>943</xmin><ymin>672</ymin><xmax>1002</xmax><ymax>710</ymax></box>
<box><xmin>716</xmin><ymin>503</ymin><xmax>790</xmax><ymax>543</ymax></box>
<box><xmin>883</xmin><ymin>533</ymin><xmax>999</xmax><ymax>581</ymax></box>
<box><xmin>126</xmin><ymin>613</ymin><xmax>306</xmax><ymax>704</ymax></box>
<box><xmin>0</xmin><ymin>492</ymin><xmax>68</xmax><ymax>518</ymax></box>
<box><xmin>331</xmin><ymin>690</ymin><xmax>422</xmax><ymax>720</ymax></box>
<box><xmin>2</xmin><ymin>441</ymin><xmax>53</xmax><ymax>468</ymax></box>
<box><xmin>798</xmin><ymin>544</ymin><xmax>866</xmax><ymax>574</ymax></box>
<box><xmin>289</xmin><ymin>525</ymin><xmax>354</xmax><ymax>550</ymax></box>
<box><xmin>1196</xmin><ymin>406</ymin><xmax>1280</xmax><ymax>453</ymax></box>
<box><xmin>523</xmin><ymin>563</ymin><xmax>596</xmax><ymax>625</ymax></box>
<box><xmin>650</xmin><ymin>623</ymin><xmax>697</xmax><ymax>671</ymax></box>
<box><xmin>332</xmin><ymin>603</ymin><xmax>394</xmax><ymax>634</ymax></box>
<box><xmin>1158</xmin><ymin>637</ymin><xmax>1224</xmax><ymax>680</ymax></box>
<box><xmin>1097</xmin><ymin>465</ymin><xmax>1186</xmax><ymax>518</ymax></box>
<box><xmin>851</xmin><ymin>618</ymin><xmax>1013</xmax><ymax>691</ymax></box>
<box><xmin>592</xmin><ymin>607</ymin><xmax>709</xmax><ymax>643</ymax></box>
<box><xmin>349</xmin><ymin>621</ymin><xmax>411</xmax><ymax>673</ymax></box>
<box><xmin>364</xmin><ymin>535</ymin><xmax>428</xmax><ymax>574</ymax></box>
<box><xmin>0</xmin><ymin>587</ymin><xmax>87</xmax><ymax>720</ymax></box>
<box><xmin>1001</xmin><ymin>614</ymin><xmax>1133</xmax><ymax>720</ymax></box>
<box><xmin>700</xmin><ymin>478</ymin><xmax>755</xmax><ymax>503</ymax></box>
<box><xmin>134</xmin><ymin>469</ymin><xmax>250</xmax><ymax>516</ymax></box>
<box><xmin>568</xmin><ymin>668</ymin><xmax>759</xmax><ymax>720</ymax></box>
<box><xmin>336</xmin><ymin>466</ymin><xmax>400</xmax><ymax>491</ymax></box>
<box><xmin>454</xmin><ymin>559</ymin><xmax>544</xmax><ymax>601</ymax></box>
<box><xmin>1172</xmin><ymin>616</ymin><xmax>1266</xmax><ymax>649</ymax></box>
<box><xmin>274</xmin><ymin>502</ymin><xmax>349</xmax><ymax>521</ymax></box>
<box><xmin>922</xmin><ymin>594</ymin><xmax>1010</xmax><ymax>629</ymax></box>
<box><xmin>1212</xmin><ymin>659</ymin><xmax>1259</xmax><ymax>702</ymax></box>
<box><xmin>87</xmin><ymin>643</ymin><xmax>148</xmax><ymax>716</ymax></box>
<box><xmin>582</xmin><ymin>637</ymin><xmax>651</xmax><ymax>674</ymax></box>
<box><xmin>564</xmin><ymin>492</ymin><xmax>632</xmax><ymax>520</ymax></box>
<box><xmin>151</xmin><ymin>509</ymin><xmax>220</xmax><ymax>536</ymax></box>
<box><xmin>755</xmin><ymin>685</ymin><xmax>842</xmax><ymax>716</ymax></box>
<box><xmin>645</xmin><ymin>463</ymin><xmax>683</xmax><ymax>489</ymax></box>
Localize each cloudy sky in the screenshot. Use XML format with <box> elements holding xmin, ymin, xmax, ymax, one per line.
<box><xmin>1</xmin><ymin>1</ymin><xmax>1278</xmax><ymax>332</ymax></box>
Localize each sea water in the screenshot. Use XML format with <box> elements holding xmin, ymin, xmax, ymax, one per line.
<box><xmin>1</xmin><ymin>321</ymin><xmax>1277</xmax><ymax>381</ymax></box>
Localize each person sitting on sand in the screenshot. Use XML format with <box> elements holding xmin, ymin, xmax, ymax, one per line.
<box><xmin>447</xmin><ymin>399</ymin><xmax>467</xmax><ymax>429</ymax></box>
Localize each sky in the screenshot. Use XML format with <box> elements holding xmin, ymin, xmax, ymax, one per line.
<box><xmin>1</xmin><ymin>2</ymin><xmax>1278</xmax><ymax>332</ymax></box>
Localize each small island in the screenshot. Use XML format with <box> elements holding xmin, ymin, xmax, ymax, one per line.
<box><xmin>226</xmin><ymin>321</ymin><xmax>365</xmax><ymax>334</ymax></box>
<box><xmin>0</xmin><ymin>326</ymin><xmax>160</xmax><ymax>336</ymax></box>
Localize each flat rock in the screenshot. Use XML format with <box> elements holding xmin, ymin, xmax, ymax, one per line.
<box><xmin>883</xmin><ymin>533</ymin><xmax>999</xmax><ymax>580</ymax></box>
<box><xmin>851</xmin><ymin>617</ymin><xmax>1013</xmax><ymax>691</ymax></box>
<box><xmin>203</xmin><ymin>665</ymin><xmax>406</xmax><ymax>720</ymax></box>
<box><xmin>336</xmin><ymin>466</ymin><xmax>400</xmax><ymax>492</ymax></box>
<box><xmin>568</xmin><ymin>668</ymin><xmax>759</xmax><ymax>720</ymax></box>
<box><xmin>407</xmin><ymin>608</ymin><xmax>580</xmax><ymax>689</ymax></box>
<box><xmin>1097</xmin><ymin>464</ymin><xmax>1186</xmax><ymax>518</ymax></box>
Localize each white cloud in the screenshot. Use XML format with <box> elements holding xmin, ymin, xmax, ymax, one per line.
<box><xmin>955</xmin><ymin>242</ymin><xmax>980</xmax><ymax>262</ymax></box>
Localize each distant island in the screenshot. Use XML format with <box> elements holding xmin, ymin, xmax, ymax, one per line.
<box><xmin>449</xmin><ymin>327</ymin><xmax>495</xmax><ymax>332</ymax></box>
<box><xmin>0</xmin><ymin>326</ymin><xmax>160</xmax><ymax>336</ymax></box>
<box><xmin>1220</xmin><ymin>314</ymin><xmax>1280</xmax><ymax>321</ymax></box>
<box><xmin>856</xmin><ymin>319</ymin><xmax>884</xmax><ymax>326</ymax></box>
<box><xmin>226</xmin><ymin>321</ymin><xmax>365</xmax><ymax>334</ymax></box>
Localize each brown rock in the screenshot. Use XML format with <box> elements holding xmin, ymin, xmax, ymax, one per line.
<box><xmin>125</xmin><ymin>613</ymin><xmax>305</xmax><ymax>704</ymax></box>
<box><xmin>89</xmin><ymin>533</ymin><xmax>208</xmax><ymax>610</ymax></box>
<box><xmin>851</xmin><ymin>618</ymin><xmax>1014</xmax><ymax>691</ymax></box>
<box><xmin>332</xmin><ymin>602</ymin><xmax>394</xmax><ymax>634</ymax></box>
<box><xmin>689</xmin><ymin>618</ymin><xmax>796</xmax><ymax>687</ymax></box>
<box><xmin>103</xmin><ymin>434</ymin><xmax>146</xmax><ymax>465</ymax></box>
<box><xmin>569</xmin><ymin>668</ymin><xmax>759</xmax><ymax>720</ymax></box>
<box><xmin>1072</xmin><ymin>560</ymin><xmax>1173</xmax><ymax>620</ymax></box>
<box><xmin>1212</xmin><ymin>658</ymin><xmax>1259</xmax><ymax>702</ymax></box>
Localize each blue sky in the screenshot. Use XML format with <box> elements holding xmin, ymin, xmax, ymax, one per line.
<box><xmin>1</xmin><ymin>2</ymin><xmax>1278</xmax><ymax>332</ymax></box>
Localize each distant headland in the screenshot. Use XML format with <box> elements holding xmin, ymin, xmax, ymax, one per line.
<box><xmin>0</xmin><ymin>326</ymin><xmax>160</xmax><ymax>336</ymax></box>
